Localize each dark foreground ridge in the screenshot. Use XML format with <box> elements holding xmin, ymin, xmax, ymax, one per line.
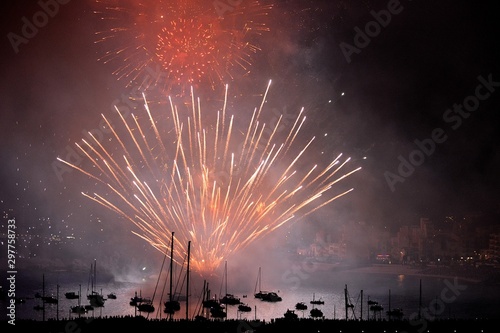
<box><xmin>2</xmin><ymin>316</ymin><xmax>494</xmax><ymax>333</ymax></box>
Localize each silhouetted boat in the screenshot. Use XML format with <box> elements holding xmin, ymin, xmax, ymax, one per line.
<box><xmin>201</xmin><ymin>282</ymin><xmax>220</xmax><ymax>309</ymax></box>
<box><xmin>88</xmin><ymin>291</ymin><xmax>105</xmax><ymax>307</ymax></box>
<box><xmin>261</xmin><ymin>291</ymin><xmax>282</xmax><ymax>302</ymax></box>
<box><xmin>221</xmin><ymin>293</ymin><xmax>241</xmax><ymax>305</ymax></box>
<box><xmin>163</xmin><ymin>232</ymin><xmax>181</xmax><ymax>315</ymax></box>
<box><xmin>238</xmin><ymin>303</ymin><xmax>252</xmax><ymax>312</ymax></box>
<box><xmin>207</xmin><ymin>299</ymin><xmax>224</xmax><ymax>310</ymax></box>
<box><xmin>254</xmin><ymin>267</ymin><xmax>270</xmax><ymax>299</ymax></box>
<box><xmin>283</xmin><ymin>309</ymin><xmax>298</xmax><ymax>320</ymax></box>
<box><xmin>65</xmin><ymin>291</ymin><xmax>79</xmax><ymax>300</ymax></box>
<box><xmin>70</xmin><ymin>285</ymin><xmax>87</xmax><ymax>315</ymax></box>
<box><xmin>295</xmin><ymin>302</ymin><xmax>308</xmax><ymax>310</ymax></box>
<box><xmin>210</xmin><ymin>306</ymin><xmax>227</xmax><ymax>318</ymax></box>
<box><xmin>107</xmin><ymin>292</ymin><xmax>117</xmax><ymax>299</ymax></box>
<box><xmin>254</xmin><ymin>266</ymin><xmax>281</xmax><ymax>301</ymax></box>
<box><xmin>370</xmin><ymin>303</ymin><xmax>384</xmax><ymax>320</ymax></box>
<box><xmin>203</xmin><ymin>298</ymin><xmax>221</xmax><ymax>309</ymax></box>
<box><xmin>130</xmin><ymin>291</ymin><xmax>144</xmax><ymax>306</ymax></box>
<box><xmin>71</xmin><ymin>305</ymin><xmax>87</xmax><ymax>315</ymax></box>
<box><xmin>137</xmin><ymin>299</ymin><xmax>155</xmax><ymax>313</ymax></box>
<box><xmin>310</xmin><ymin>293</ymin><xmax>324</xmax><ymax>305</ymax></box>
<box><xmin>164</xmin><ymin>300</ymin><xmax>181</xmax><ymax>314</ymax></box>
<box><xmin>87</xmin><ymin>259</ymin><xmax>105</xmax><ymax>308</ymax></box>
<box><xmin>386</xmin><ymin>289</ymin><xmax>403</xmax><ymax>319</ymax></box>
<box><xmin>220</xmin><ymin>261</ymin><xmax>242</xmax><ymax>306</ymax></box>
<box><xmin>310</xmin><ymin>308</ymin><xmax>323</xmax><ymax>318</ymax></box>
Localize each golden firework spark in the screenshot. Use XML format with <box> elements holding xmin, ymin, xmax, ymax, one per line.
<box><xmin>58</xmin><ymin>81</ymin><xmax>361</xmax><ymax>275</ymax></box>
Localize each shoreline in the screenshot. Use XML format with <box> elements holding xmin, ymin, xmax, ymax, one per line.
<box><xmin>305</xmin><ymin>261</ymin><xmax>498</xmax><ymax>284</ymax></box>
<box><xmin>344</xmin><ymin>263</ymin><xmax>484</xmax><ymax>283</ymax></box>
<box><xmin>3</xmin><ymin>316</ymin><xmax>495</xmax><ymax>333</ymax></box>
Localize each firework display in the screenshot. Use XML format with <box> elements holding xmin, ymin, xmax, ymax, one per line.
<box><xmin>92</xmin><ymin>0</ymin><xmax>273</xmax><ymax>96</ymax></box>
<box><xmin>58</xmin><ymin>82</ymin><xmax>360</xmax><ymax>275</ymax></box>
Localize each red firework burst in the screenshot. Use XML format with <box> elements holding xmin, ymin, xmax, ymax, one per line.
<box><xmin>92</xmin><ymin>0</ymin><xmax>272</xmax><ymax>97</ymax></box>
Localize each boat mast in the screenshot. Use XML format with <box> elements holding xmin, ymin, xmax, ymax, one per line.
<box><xmin>224</xmin><ymin>261</ymin><xmax>228</xmax><ymax>316</ymax></box>
<box><xmin>360</xmin><ymin>289</ymin><xmax>363</xmax><ymax>321</ymax></box>
<box><xmin>170</xmin><ymin>232</ymin><xmax>174</xmax><ymax>303</ymax></box>
<box><xmin>344</xmin><ymin>285</ymin><xmax>348</xmax><ymax>320</ymax></box>
<box><xmin>254</xmin><ymin>267</ymin><xmax>261</xmax><ymax>294</ymax></box>
<box><xmin>56</xmin><ymin>284</ymin><xmax>59</xmax><ymax>321</ymax></box>
<box><xmin>42</xmin><ymin>274</ymin><xmax>45</xmax><ymax>322</ymax></box>
<box><xmin>259</xmin><ymin>267</ymin><xmax>261</xmax><ymax>292</ymax></box>
<box><xmin>93</xmin><ymin>259</ymin><xmax>97</xmax><ymax>295</ymax></box>
<box><xmin>388</xmin><ymin>289</ymin><xmax>391</xmax><ymax>316</ymax></box>
<box><xmin>418</xmin><ymin>279</ymin><xmax>422</xmax><ymax>320</ymax></box>
<box><xmin>186</xmin><ymin>240</ymin><xmax>190</xmax><ymax>320</ymax></box>
<box><xmin>78</xmin><ymin>284</ymin><xmax>82</xmax><ymax>318</ymax></box>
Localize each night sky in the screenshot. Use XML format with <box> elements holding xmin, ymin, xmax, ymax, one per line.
<box><xmin>1</xmin><ymin>0</ymin><xmax>500</xmax><ymax>278</ymax></box>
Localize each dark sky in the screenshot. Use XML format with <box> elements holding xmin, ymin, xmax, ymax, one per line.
<box><xmin>1</xmin><ymin>0</ymin><xmax>500</xmax><ymax>276</ymax></box>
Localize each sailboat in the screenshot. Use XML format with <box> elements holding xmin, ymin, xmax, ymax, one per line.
<box><xmin>309</xmin><ymin>293</ymin><xmax>324</xmax><ymax>318</ymax></box>
<box><xmin>65</xmin><ymin>291</ymin><xmax>79</xmax><ymax>300</ymax></box>
<box><xmin>40</xmin><ymin>274</ymin><xmax>58</xmax><ymax>304</ymax></box>
<box><xmin>209</xmin><ymin>273</ymin><xmax>227</xmax><ymax>321</ymax></box>
<box><xmin>164</xmin><ymin>231</ymin><xmax>181</xmax><ymax>315</ymax></box>
<box><xmin>202</xmin><ymin>282</ymin><xmax>221</xmax><ymax>309</ymax></box>
<box><xmin>71</xmin><ymin>284</ymin><xmax>87</xmax><ymax>315</ymax></box>
<box><xmin>253</xmin><ymin>266</ymin><xmax>281</xmax><ymax>301</ymax></box>
<box><xmin>197</xmin><ymin>281</ymin><xmax>226</xmax><ymax>319</ymax></box>
<box><xmin>254</xmin><ymin>267</ymin><xmax>266</xmax><ymax>299</ymax></box>
<box><xmin>220</xmin><ymin>261</ymin><xmax>242</xmax><ymax>306</ymax></box>
<box><xmin>386</xmin><ymin>289</ymin><xmax>403</xmax><ymax>320</ymax></box>
<box><xmin>130</xmin><ymin>290</ymin><xmax>144</xmax><ymax>306</ymax></box>
<box><xmin>136</xmin><ymin>297</ymin><xmax>155</xmax><ymax>313</ymax></box>
<box><xmin>310</xmin><ymin>307</ymin><xmax>323</xmax><ymax>318</ymax></box>
<box><xmin>310</xmin><ymin>293</ymin><xmax>324</xmax><ymax>305</ymax></box>
<box><xmin>87</xmin><ymin>259</ymin><xmax>105</xmax><ymax>308</ymax></box>
<box><xmin>283</xmin><ymin>309</ymin><xmax>298</xmax><ymax>320</ymax></box>
<box><xmin>295</xmin><ymin>302</ymin><xmax>308</xmax><ymax>310</ymax></box>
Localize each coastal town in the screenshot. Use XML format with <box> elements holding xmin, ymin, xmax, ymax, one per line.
<box><xmin>295</xmin><ymin>215</ymin><xmax>500</xmax><ymax>275</ymax></box>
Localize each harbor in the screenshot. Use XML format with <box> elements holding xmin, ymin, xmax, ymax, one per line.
<box><xmin>4</xmin><ymin>262</ymin><xmax>499</xmax><ymax>324</ymax></box>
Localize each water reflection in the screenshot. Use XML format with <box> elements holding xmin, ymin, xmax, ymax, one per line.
<box><xmin>7</xmin><ymin>270</ymin><xmax>499</xmax><ymax>322</ymax></box>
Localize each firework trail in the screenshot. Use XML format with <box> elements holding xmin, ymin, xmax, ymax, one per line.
<box><xmin>92</xmin><ymin>0</ymin><xmax>273</xmax><ymax>97</ymax></box>
<box><xmin>58</xmin><ymin>81</ymin><xmax>361</xmax><ymax>275</ymax></box>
